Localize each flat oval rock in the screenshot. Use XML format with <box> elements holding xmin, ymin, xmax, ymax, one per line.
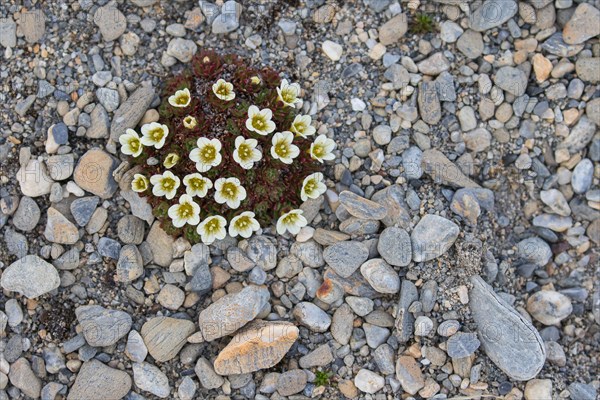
<box><xmin>338</xmin><ymin>191</ymin><xmax>387</xmax><ymax>220</ymax></box>
<box><xmin>469</xmin><ymin>276</ymin><xmax>546</xmax><ymax>381</ymax></box>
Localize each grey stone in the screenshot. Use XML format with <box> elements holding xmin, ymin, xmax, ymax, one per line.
<box><xmin>1</xmin><ymin>255</ymin><xmax>60</xmax><ymax>299</ymax></box>
<box><xmin>457</xmin><ymin>30</ymin><xmax>483</xmax><ymax>59</ymax></box>
<box><xmin>560</xmin><ymin>116</ymin><xmax>596</xmax><ymax>154</ymax></box>
<box><xmin>377</xmin><ymin>227</ymin><xmax>411</xmax><ymax>267</ymax></box>
<box><xmin>469</xmin><ymin>0</ymin><xmax>518</xmax><ymax>31</ymax></box>
<box><xmin>75</xmin><ymin>305</ymin><xmax>132</xmax><ymax>347</ymax></box>
<box><xmin>16</xmin><ymin>159</ymin><xmax>54</xmax><ymax>197</ymax></box>
<box><xmin>87</xmin><ymin>104</ymin><xmax>110</xmax><ymax>139</ymax></box>
<box><xmin>563</xmin><ymin>3</ymin><xmax>600</xmax><ymax>45</ymax></box>
<box><xmin>422</xmin><ymin>149</ymin><xmax>480</xmax><ymax>188</ymax></box>
<box><xmin>190</xmin><ymin>263</ymin><xmax>212</xmax><ymax>294</ymax></box>
<box><xmin>541</xmin><ymin>33</ymin><xmax>584</xmax><ymax>57</ymax></box>
<box><xmin>447</xmin><ymin>332</ymin><xmax>480</xmax><ymax>358</ymax></box>
<box><xmin>125</xmin><ymin>330</ymin><xmax>147</xmax><ymax>363</ymax></box>
<box><xmin>245</xmin><ymin>236</ymin><xmax>277</xmax><ymax>270</ymax></box>
<box><xmin>5</xmin><ymin>228</ymin><xmax>28</xmax><ymax>258</ymax></box>
<box><xmin>299</xmin><ymin>344</ymin><xmax>333</xmax><ymax>368</ymax></box>
<box><xmin>470</xmin><ymin>276</ymin><xmax>546</xmax><ymax>381</ymax></box>
<box><xmin>568</xmin><ymin>382</ymin><xmax>597</xmax><ymax>400</ymax></box>
<box><xmin>212</xmin><ymin>1</ymin><xmax>241</xmax><ymax>34</ymax></box>
<box><xmin>411</xmin><ymin>215</ymin><xmax>460</xmax><ymax>262</ymax></box>
<box><xmin>571</xmin><ymin>159</ymin><xmax>593</xmax><ymax>194</ymax></box>
<box><xmin>331</xmin><ymin>304</ymin><xmax>354</xmax><ymax>345</ymax></box>
<box><xmin>94</xmin><ymin>5</ymin><xmax>127</xmax><ymax>42</ymax></box>
<box><xmin>402</xmin><ymin>146</ymin><xmax>423</xmax><ymax>180</ymax></box>
<box><xmin>166</xmin><ymin>38</ymin><xmax>197</xmax><ymax>63</ymax></box>
<box><xmin>110</xmin><ymin>85</ymin><xmax>155</xmax><ymax>141</ymax></box>
<box><xmin>46</xmin><ymin>154</ymin><xmax>74</xmax><ymax>181</ymax></box>
<box><xmin>378</xmin><ymin>14</ymin><xmax>407</xmax><ymax>45</ymax></box>
<box><xmin>133</xmin><ymin>362</ymin><xmax>170</xmax><ymax>398</ymax></box>
<box><xmin>70</xmin><ymin>196</ymin><xmax>99</xmax><ymax>227</ymax></box>
<box><xmin>20</xmin><ymin>9</ymin><xmax>45</xmax><ymax>43</ymax></box>
<box><xmin>67</xmin><ymin>360</ymin><xmax>131</xmax><ymax>400</ymax></box>
<box><xmin>98</xmin><ymin>237</ymin><xmax>121</xmax><ymax>259</ymax></box>
<box><xmin>339</xmin><ymin>190</ymin><xmax>387</xmax><ymax>220</ymax></box>
<box><xmin>360</xmin><ymin>259</ymin><xmax>400</xmax><ymax>294</ymax></box>
<box><xmin>116</xmin><ymin>244</ymin><xmax>143</xmax><ymax>282</ymax></box>
<box><xmin>96</xmin><ymin>88</ymin><xmax>120</xmax><ymax>112</ymax></box>
<box><xmin>395</xmin><ymin>280</ymin><xmax>418</xmax><ymax>343</ymax></box>
<box><xmin>323</xmin><ymin>241</ymin><xmax>369</xmax><ymax>278</ymax></box>
<box><xmin>354</xmin><ymin>369</ymin><xmax>385</xmax><ymax>394</ymax></box>
<box><xmin>277</xmin><ymin>369</ymin><xmax>307</xmax><ymax>396</ymax></box>
<box><xmin>373</xmin><ymin>343</ymin><xmax>396</xmax><ymax>375</ymax></box>
<box><xmin>517</xmin><ymin>237</ymin><xmax>552</xmax><ymax>266</ymax></box>
<box><xmin>141</xmin><ymin>317</ymin><xmax>195</xmax><ymax>362</ymax></box>
<box><xmin>417</xmin><ymin>52</ymin><xmax>450</xmax><ymax>76</ymax></box>
<box><xmin>195</xmin><ymin>357</ymin><xmax>223</xmax><ymax>389</ymax></box>
<box><xmin>146</xmin><ymin>221</ymin><xmax>175</xmax><ymax>267</ymax></box>
<box><xmin>418</xmin><ymin>81</ymin><xmax>442</xmax><ymax>125</ymax></box>
<box><xmin>8</xmin><ymin>358</ymin><xmax>41</xmax><ymax>399</ymax></box>
<box><xmin>0</xmin><ymin>17</ymin><xmax>16</xmax><ymax>48</ymax></box>
<box><xmin>494</xmin><ymin>66</ymin><xmax>528</xmax><ymax>96</ymax></box>
<box><xmin>527</xmin><ymin>290</ymin><xmax>573</xmax><ymax>325</ymax></box>
<box><xmin>117</xmin><ymin>215</ymin><xmax>145</xmax><ymax>244</ymax></box>
<box><xmin>293</xmin><ymin>302</ymin><xmax>331</xmax><ymax>332</ymax></box>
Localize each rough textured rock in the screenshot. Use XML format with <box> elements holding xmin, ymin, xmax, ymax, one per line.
<box><xmin>562</xmin><ymin>3</ymin><xmax>600</xmax><ymax>45</ymax></box>
<box><xmin>133</xmin><ymin>362</ymin><xmax>170</xmax><ymax>398</ymax></box>
<box><xmin>421</xmin><ymin>149</ymin><xmax>480</xmax><ymax>188</ymax></box>
<box><xmin>75</xmin><ymin>305</ymin><xmax>132</xmax><ymax>347</ymax></box>
<box><xmin>16</xmin><ymin>159</ymin><xmax>54</xmax><ymax>197</ymax></box>
<box><xmin>110</xmin><ymin>84</ymin><xmax>155</xmax><ymax>141</ymax></box>
<box><xmin>395</xmin><ymin>356</ymin><xmax>425</xmax><ymax>395</ymax></box>
<box><xmin>1</xmin><ymin>255</ymin><xmax>60</xmax><ymax>299</ymax></box>
<box><xmin>8</xmin><ymin>358</ymin><xmax>42</xmax><ymax>399</ymax></box>
<box><xmin>44</xmin><ymin>207</ymin><xmax>79</xmax><ymax>244</ymax></box>
<box><xmin>214</xmin><ymin>320</ymin><xmax>298</xmax><ymax>375</ymax></box>
<box><xmin>146</xmin><ymin>221</ymin><xmax>175</xmax><ymax>267</ymax></box>
<box><xmin>338</xmin><ymin>190</ymin><xmax>387</xmax><ymax>220</ymax></box>
<box><xmin>323</xmin><ymin>240</ymin><xmax>369</xmax><ymax>278</ymax></box>
<box><xmin>395</xmin><ymin>280</ymin><xmax>418</xmax><ymax>343</ymax></box>
<box><xmin>411</xmin><ymin>214</ymin><xmax>460</xmax><ymax>262</ymax></box>
<box><xmin>527</xmin><ymin>291</ymin><xmax>573</xmax><ymax>325</ymax></box>
<box><xmin>198</xmin><ymin>285</ymin><xmax>269</xmax><ymax>341</ymax></box>
<box><xmin>377</xmin><ymin>226</ymin><xmax>411</xmax><ymax>266</ymax></box>
<box><xmin>469</xmin><ymin>0</ymin><xmax>518</xmax><ymax>31</ymax></box>
<box><xmin>73</xmin><ymin>149</ymin><xmax>119</xmax><ymax>199</ymax></box>
<box><xmin>470</xmin><ymin>276</ymin><xmax>546</xmax><ymax>381</ymax></box>
<box><xmin>378</xmin><ymin>14</ymin><xmax>407</xmax><ymax>46</ymax></box>
<box><xmin>67</xmin><ymin>360</ymin><xmax>132</xmax><ymax>400</ymax></box>
<box><xmin>141</xmin><ymin>317</ymin><xmax>195</xmax><ymax>362</ymax></box>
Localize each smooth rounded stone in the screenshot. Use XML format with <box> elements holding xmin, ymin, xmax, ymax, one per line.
<box><xmin>440</xmin><ymin>20</ymin><xmax>463</xmax><ymax>43</ymax></box>
<box><xmin>323</xmin><ymin>267</ymin><xmax>381</xmax><ymax>298</ymax></box>
<box><xmin>5</xmin><ymin>228</ymin><xmax>28</xmax><ymax>258</ymax></box>
<box><xmin>438</xmin><ymin>320</ymin><xmax>460</xmax><ymax>337</ymax></box>
<box><xmin>0</xmin><ymin>17</ymin><xmax>17</xmax><ymax>48</ymax></box>
<box><xmin>16</xmin><ymin>159</ymin><xmax>54</xmax><ymax>197</ymax></box>
<box><xmin>377</xmin><ymin>227</ymin><xmax>411</xmax><ymax>267</ymax></box>
<box><xmin>178</xmin><ymin>376</ymin><xmax>197</xmax><ymax>400</ymax></box>
<box><xmin>414</xmin><ymin>316</ymin><xmax>434</xmax><ymax>336</ymax></box>
<box><xmin>98</xmin><ymin>237</ymin><xmax>121</xmax><ymax>259</ymax></box>
<box><xmin>11</xmin><ymin>196</ymin><xmax>39</xmax><ymax>232</ymax></box>
<box><xmin>379</xmin><ymin>13</ymin><xmax>407</xmax><ymax>45</ymax></box>
<box><xmin>571</xmin><ymin>159</ymin><xmax>593</xmax><ymax>194</ymax></box>
<box><xmin>360</xmin><ymin>259</ymin><xmax>400</xmax><ymax>294</ymax></box>
<box><xmin>146</xmin><ymin>221</ymin><xmax>175</xmax><ymax>267</ymax></box>
<box><xmin>339</xmin><ymin>216</ymin><xmax>380</xmax><ymax>235</ymax></box>
<box><xmin>517</xmin><ymin>237</ymin><xmax>552</xmax><ymax>266</ymax></box>
<box><xmin>463</xmin><ymin>128</ymin><xmax>491</xmax><ymax>152</ymax></box>
<box><xmin>73</xmin><ymin>149</ymin><xmax>119</xmax><ymax>199</ymax></box>
<box><xmin>299</xmin><ymin>344</ymin><xmax>334</xmax><ymax>368</ymax></box>
<box><xmin>75</xmin><ymin>305</ymin><xmax>132</xmax><ymax>347</ymax></box>
<box><xmin>67</xmin><ymin>359</ymin><xmax>131</xmax><ymax>400</ymax></box>
<box><xmin>524</xmin><ymin>379</ymin><xmax>552</xmax><ymax>400</ymax></box>
<box><xmin>446</xmin><ymin>332</ymin><xmax>480</xmax><ymax>358</ymax></box>
<box><xmin>195</xmin><ymin>357</ymin><xmax>223</xmax><ymax>389</ymax></box>
<box><xmin>346</xmin><ymin>296</ymin><xmax>374</xmax><ymax>317</ymax></box>
<box><xmin>371</xmin><ymin>125</ymin><xmax>391</xmax><ymax>146</ymax></box>
<box><xmin>402</xmin><ymin>146</ymin><xmax>423</xmax><ymax>180</ymax></box>
<box><xmin>469</xmin><ymin>276</ymin><xmax>546</xmax><ymax>381</ymax></box>
<box><xmin>568</xmin><ymin>382</ymin><xmax>597</xmax><ymax>400</ymax></box>
<box><xmin>46</xmin><ymin>154</ymin><xmax>74</xmax><ymax>181</ymax></box>
<box><xmin>214</xmin><ymin>320</ymin><xmax>298</xmax><ymax>375</ymax></box>
<box><xmin>384</xmin><ymin>64</ymin><xmax>409</xmax><ymax>90</ymax></box>
<box><xmin>43</xmin><ymin>345</ymin><xmax>65</xmax><ymax>373</ymax></box>
<box><xmin>117</xmin><ymin>215</ymin><xmax>145</xmax><ymax>244</ymax></box>
<box><xmin>211</xmin><ymin>0</ymin><xmax>241</xmax><ymax>34</ymax></box>
<box><xmin>418</xmin><ymin>81</ymin><xmax>441</xmax><ymax>125</ymax></box>
<box><xmin>93</xmin><ymin>5</ymin><xmax>126</xmax><ymax>41</ymax></box>
<box><xmin>331</xmin><ymin>304</ymin><xmax>354</xmax><ymax>345</ymax></box>
<box><xmin>19</xmin><ymin>8</ymin><xmax>45</xmax><ymax>43</ymax></box>
<box><xmin>198</xmin><ymin>285</ymin><xmax>270</xmax><ymax>341</ymax></box>
<box><xmin>560</xmin><ymin>116</ymin><xmax>596</xmax><ymax>154</ymax></box>
<box><xmin>133</xmin><ymin>362</ymin><xmax>170</xmax><ymax>398</ymax></box>
<box><xmin>8</xmin><ymin>358</ymin><xmax>41</xmax><ymax>399</ymax></box>
<box><xmin>277</xmin><ymin>369</ymin><xmax>307</xmax><ymax>396</ymax></box>
<box><xmin>457</xmin><ymin>30</ymin><xmax>483</xmax><ymax>59</ymax></box>
<box><xmin>575</xmin><ymin>57</ymin><xmax>600</xmax><ymax>83</ymax></box>
<box><xmin>544</xmin><ymin>341</ymin><xmax>566</xmax><ymax>366</ymax></box>
<box><xmin>395</xmin><ymin>356</ymin><xmax>425</xmax><ymax>395</ymax></box>
<box><xmin>354</xmin><ymin>369</ymin><xmax>385</xmax><ymax>394</ymax></box>
<box><xmin>157</xmin><ymin>284</ymin><xmax>185</xmax><ymax>310</ymax></box>
<box><xmin>184</xmin><ymin>243</ymin><xmax>210</xmax><ymax>275</ymax></box>
<box><xmin>323</xmin><ymin>241</ymin><xmax>369</xmax><ymax>278</ymax></box>
<box><xmin>527</xmin><ymin>291</ymin><xmax>573</xmax><ymax>326</ymax></box>
<box><xmin>190</xmin><ymin>263</ymin><xmax>213</xmax><ymax>294</ymax></box>
<box><xmin>338</xmin><ymin>190</ymin><xmax>387</xmax><ymax>220</ymax></box>
<box><xmin>372</xmin><ymin>343</ymin><xmax>396</xmax><ymax>375</ymax></box>
<box><xmin>494</xmin><ymin>67</ymin><xmax>528</xmax><ymax>96</ymax></box>
<box><xmin>411</xmin><ymin>214</ymin><xmax>460</xmax><ymax>262</ymax></box>
<box><xmin>245</xmin><ymin>236</ymin><xmax>277</xmax><ymax>270</ymax></box>
<box><xmin>532</xmin><ymin>214</ymin><xmax>572</xmax><ymax>232</ymax></box>
<box><xmin>421</xmin><ymin>149</ymin><xmax>480</xmax><ymax>188</ymax></box>
<box><xmin>275</xmin><ymin>255</ymin><xmax>303</xmax><ymax>279</ymax></box>
<box><xmin>5</xmin><ymin>299</ymin><xmax>23</xmax><ymax>327</ymax></box>
<box><xmin>417</xmin><ymin>52</ymin><xmax>450</xmax><ymax>76</ymax></box>
<box><xmin>87</xmin><ymin>104</ymin><xmax>110</xmax><ymax>139</ymax></box>
<box><xmin>70</xmin><ymin>196</ymin><xmax>99</xmax><ymax>227</ymax></box>
<box><xmin>293</xmin><ymin>302</ymin><xmax>331</xmax><ymax>332</ymax></box>
<box><xmin>227</xmin><ymin>246</ymin><xmax>255</xmax><ymax>272</ymax></box>
<box><xmin>586</xmin><ymin>98</ymin><xmax>600</xmax><ymax>126</ymax></box>
<box><xmin>125</xmin><ymin>330</ymin><xmax>148</xmax><ymax>363</ymax></box>
<box><xmin>110</xmin><ymin>85</ymin><xmax>155</xmax><ymax>141</ymax></box>
<box><xmin>563</xmin><ymin>3</ymin><xmax>600</xmax><ymax>45</ymax></box>
<box><xmin>4</xmin><ymin>335</ymin><xmax>23</xmax><ymax>363</ymax></box>
<box><xmin>166</xmin><ymin>38</ymin><xmax>197</xmax><ymax>63</ymax></box>
<box><xmin>469</xmin><ymin>0</ymin><xmax>518</xmax><ymax>31</ymax></box>
<box><xmin>457</xmin><ymin>106</ymin><xmax>477</xmax><ymax>132</ymax></box>
<box><xmin>96</xmin><ymin>87</ymin><xmax>120</xmax><ymax>112</ymax></box>
<box><xmin>363</xmin><ymin>323</ymin><xmax>390</xmax><ymax>348</ymax></box>
<box><xmin>1</xmin><ymin>255</ymin><xmax>60</xmax><ymax>299</ymax></box>
<box><xmin>540</xmin><ymin>189</ymin><xmax>571</xmax><ymax>216</ymax></box>
<box><xmin>322</xmin><ymin>40</ymin><xmax>343</xmax><ymax>61</ymax></box>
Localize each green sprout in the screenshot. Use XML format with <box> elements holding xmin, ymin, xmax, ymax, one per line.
<box><xmin>314</xmin><ymin>370</ymin><xmax>333</xmax><ymax>387</ymax></box>
<box><xmin>410</xmin><ymin>13</ymin><xmax>436</xmax><ymax>34</ymax></box>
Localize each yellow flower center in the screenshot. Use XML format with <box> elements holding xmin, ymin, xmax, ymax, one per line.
<box><xmin>238</xmin><ymin>143</ymin><xmax>251</xmax><ymax>160</ymax></box>
<box><xmin>282</xmin><ymin>213</ymin><xmax>299</xmax><ymax>225</ymax></box>
<box><xmin>161</xmin><ymin>177</ymin><xmax>176</xmax><ymax>191</ymax></box>
<box><xmin>129</xmin><ymin>138</ymin><xmax>140</xmax><ymax>152</ymax></box>
<box><xmin>293</xmin><ymin>121</ymin><xmax>306</xmax><ymax>133</ymax></box>
<box><xmin>177</xmin><ymin>203</ymin><xmax>193</xmax><ymax>219</ymax></box>
<box><xmin>275</xmin><ymin>141</ymin><xmax>289</xmax><ymax>158</ymax></box>
<box><xmin>200</xmin><ymin>145</ymin><xmax>217</xmax><ymax>163</ymax></box>
<box><xmin>252</xmin><ymin>115</ymin><xmax>266</xmax><ymax>130</ymax></box>
<box><xmin>221</xmin><ymin>182</ymin><xmax>238</xmax><ymax>200</ymax></box>
<box><xmin>190</xmin><ymin>178</ymin><xmax>205</xmax><ymax>191</ymax></box>
<box><xmin>282</xmin><ymin>89</ymin><xmax>296</xmax><ymax>104</ymax></box>
<box><xmin>176</xmin><ymin>93</ymin><xmax>189</xmax><ymax>105</ymax></box>
<box><xmin>312</xmin><ymin>144</ymin><xmax>324</xmax><ymax>158</ymax></box>
<box><xmin>205</xmin><ymin>218</ymin><xmax>221</xmax><ymax>233</ymax></box>
<box><xmin>132</xmin><ymin>178</ymin><xmax>147</xmax><ymax>191</ymax></box>
<box><xmin>217</xmin><ymin>84</ymin><xmax>229</xmax><ymax>96</ymax></box>
<box><xmin>150</xmin><ymin>128</ymin><xmax>165</xmax><ymax>142</ymax></box>
<box><xmin>304</xmin><ymin>180</ymin><xmax>316</xmax><ymax>195</ymax></box>
<box><xmin>235</xmin><ymin>216</ymin><xmax>251</xmax><ymax>230</ymax></box>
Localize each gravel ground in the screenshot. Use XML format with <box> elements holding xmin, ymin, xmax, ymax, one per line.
<box><xmin>0</xmin><ymin>0</ymin><xmax>599</xmax><ymax>399</ymax></box>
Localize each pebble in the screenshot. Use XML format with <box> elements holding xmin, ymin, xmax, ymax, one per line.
<box><xmin>417</xmin><ymin>52</ymin><xmax>450</xmax><ymax>76</ymax></box>
<box><xmin>75</xmin><ymin>305</ymin><xmax>132</xmax><ymax>347</ymax></box>
<box><xmin>110</xmin><ymin>85</ymin><xmax>155</xmax><ymax>141</ymax></box>
<box><xmin>178</xmin><ymin>376</ymin><xmax>197</xmax><ymax>400</ymax></box>
<box><xmin>116</xmin><ymin>243</ymin><xmax>144</xmax><ymax>282</ymax></box>
<box><xmin>338</xmin><ymin>190</ymin><xmax>387</xmax><ymax>220</ymax></box>
<box><xmin>422</xmin><ymin>149</ymin><xmax>480</xmax><ymax>188</ymax></box>
<box><xmin>414</xmin><ymin>315</ymin><xmax>434</xmax><ymax>336</ymax></box>
<box><xmin>447</xmin><ymin>332</ymin><xmax>480</xmax><ymax>358</ymax></box>
<box><xmin>469</xmin><ymin>0</ymin><xmax>518</xmax><ymax>31</ymax></box>
<box><xmin>568</xmin><ymin>382</ymin><xmax>597</xmax><ymax>400</ymax></box>
<box><xmin>457</xmin><ymin>30</ymin><xmax>483</xmax><ymax>59</ymax></box>
<box><xmin>524</xmin><ymin>379</ymin><xmax>552</xmax><ymax>400</ymax></box>
<box><xmin>0</xmin><ymin>17</ymin><xmax>16</xmax><ymax>48</ymax></box>
<box><xmin>1</xmin><ymin>255</ymin><xmax>60</xmax><ymax>299</ymax></box>
<box><xmin>562</xmin><ymin>3</ymin><xmax>600</xmax><ymax>45</ymax></box>
<box><xmin>20</xmin><ymin>9</ymin><xmax>45</xmax><ymax>43</ymax></box>
<box><xmin>331</xmin><ymin>304</ymin><xmax>354</xmax><ymax>345</ymax></box>
<box><xmin>517</xmin><ymin>237</ymin><xmax>552</xmax><ymax>266</ymax></box>
<box><xmin>117</xmin><ymin>215</ymin><xmax>145</xmax><ymax>244</ymax></box>
<box><xmin>395</xmin><ymin>356</ymin><xmax>425</xmax><ymax>395</ymax></box>
<box><xmin>8</xmin><ymin>358</ymin><xmax>42</xmax><ymax>399</ymax></box>
<box><xmin>214</xmin><ymin>321</ymin><xmax>298</xmax><ymax>375</ymax></box>
<box><xmin>142</xmin><ymin>317</ymin><xmax>195</xmax><ymax>362</ymax></box>
<box><xmin>146</xmin><ymin>221</ymin><xmax>175</xmax><ymax>267</ymax></box>
<box><xmin>293</xmin><ymin>302</ymin><xmax>331</xmax><ymax>332</ymax></box>
<box><xmin>470</xmin><ymin>276</ymin><xmax>546</xmax><ymax>380</ymax></box>
<box><xmin>93</xmin><ymin>5</ymin><xmax>127</xmax><ymax>42</ymax></box>
<box><xmin>354</xmin><ymin>369</ymin><xmax>385</xmax><ymax>394</ymax></box>
<box><xmin>157</xmin><ymin>284</ymin><xmax>185</xmax><ymax>310</ymax></box>
<box><xmin>70</xmin><ymin>196</ymin><xmax>99</xmax><ymax>227</ymax></box>
<box><xmin>195</xmin><ymin>357</ymin><xmax>224</xmax><ymax>389</ymax></box>
<box><xmin>527</xmin><ymin>290</ymin><xmax>573</xmax><ymax>325</ymax></box>
<box><xmin>494</xmin><ymin>66</ymin><xmax>528</xmax><ymax>96</ymax></box>
<box><xmin>299</xmin><ymin>344</ymin><xmax>334</xmax><ymax>368</ymax></box>
<box><xmin>411</xmin><ymin>214</ymin><xmax>460</xmax><ymax>262</ymax></box>
<box><xmin>277</xmin><ymin>369</ymin><xmax>307</xmax><ymax>396</ymax></box>
<box><xmin>360</xmin><ymin>259</ymin><xmax>400</xmax><ymax>294</ymax></box>
<box><xmin>540</xmin><ymin>189</ymin><xmax>571</xmax><ymax>216</ymax></box>
<box><xmin>322</xmin><ymin>40</ymin><xmax>343</xmax><ymax>61</ymax></box>
<box><xmin>395</xmin><ymin>280</ymin><xmax>418</xmax><ymax>342</ymax></box>
<box><xmin>378</xmin><ymin>14</ymin><xmax>407</xmax><ymax>46</ymax></box>
<box><xmin>378</xmin><ymin>226</ymin><xmax>412</xmax><ymax>267</ymax></box>
<box><xmin>323</xmin><ymin>241</ymin><xmax>369</xmax><ymax>278</ymax></box>
<box><xmin>125</xmin><ymin>330</ymin><xmax>148</xmax><ymax>363</ymax></box>
<box><xmin>67</xmin><ymin>359</ymin><xmax>132</xmax><ymax>400</ymax></box>
<box><xmin>73</xmin><ymin>149</ymin><xmax>119</xmax><ymax>199</ymax></box>
<box><xmin>16</xmin><ymin>159</ymin><xmax>54</xmax><ymax>197</ymax></box>
<box><xmin>418</xmin><ymin>81</ymin><xmax>442</xmax><ymax>125</ymax></box>
<box><xmin>440</xmin><ymin>21</ymin><xmax>463</xmax><ymax>43</ymax></box>
<box><xmin>167</xmin><ymin>38</ymin><xmax>198</xmax><ymax>63</ymax></box>
<box><xmin>198</xmin><ymin>284</ymin><xmax>269</xmax><ymax>341</ymax></box>
<box><xmin>133</xmin><ymin>362</ymin><xmax>170</xmax><ymax>398</ymax></box>
<box><xmin>12</xmin><ymin>196</ymin><xmax>40</xmax><ymax>232</ymax></box>
<box><xmin>571</xmin><ymin>159</ymin><xmax>593</xmax><ymax>194</ymax></box>
<box><xmin>212</xmin><ymin>1</ymin><xmax>242</xmax><ymax>34</ymax></box>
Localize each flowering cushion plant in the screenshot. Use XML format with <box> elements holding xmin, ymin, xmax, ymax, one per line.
<box><xmin>121</xmin><ymin>51</ymin><xmax>334</xmax><ymax>244</ymax></box>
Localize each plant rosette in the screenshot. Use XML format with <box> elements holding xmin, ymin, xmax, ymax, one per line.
<box><xmin>120</xmin><ymin>51</ymin><xmax>335</xmax><ymax>244</ymax></box>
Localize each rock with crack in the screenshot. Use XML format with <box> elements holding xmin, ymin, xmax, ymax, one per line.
<box><xmin>141</xmin><ymin>317</ymin><xmax>195</xmax><ymax>362</ymax></box>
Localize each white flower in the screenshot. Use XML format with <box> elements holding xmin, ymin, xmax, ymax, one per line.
<box><xmin>214</xmin><ymin>177</ymin><xmax>247</xmax><ymax>209</ymax></box>
<box><xmin>245</xmin><ymin>105</ymin><xmax>276</xmax><ymax>136</ymax></box>
<box><xmin>270</xmin><ymin>131</ymin><xmax>300</xmax><ymax>164</ymax></box>
<box><xmin>276</xmin><ymin>209</ymin><xmax>307</xmax><ymax>235</ymax></box>
<box><xmin>212</xmin><ymin>79</ymin><xmax>235</xmax><ymax>101</ymax></box>
<box><xmin>168</xmin><ymin>194</ymin><xmax>201</xmax><ymax>228</ymax></box>
<box><xmin>163</xmin><ymin>153</ymin><xmax>180</xmax><ymax>169</ymax></box>
<box><xmin>197</xmin><ymin>215</ymin><xmax>227</xmax><ymax>244</ymax></box>
<box><xmin>290</xmin><ymin>115</ymin><xmax>316</xmax><ymax>138</ymax></box>
<box><xmin>183</xmin><ymin>173</ymin><xmax>212</xmax><ymax>198</ymax></box>
<box><xmin>183</xmin><ymin>115</ymin><xmax>197</xmax><ymax>129</ymax></box>
<box><xmin>119</xmin><ymin>129</ymin><xmax>143</xmax><ymax>157</ymax></box>
<box><xmin>276</xmin><ymin>79</ymin><xmax>301</xmax><ymax>107</ymax></box>
<box><xmin>140</xmin><ymin>122</ymin><xmax>169</xmax><ymax>149</ymax></box>
<box><xmin>229</xmin><ymin>211</ymin><xmax>260</xmax><ymax>239</ymax></box>
<box><xmin>131</xmin><ymin>174</ymin><xmax>149</xmax><ymax>193</ymax></box>
<box><xmin>301</xmin><ymin>172</ymin><xmax>327</xmax><ymax>201</ymax></box>
<box><xmin>150</xmin><ymin>170</ymin><xmax>181</xmax><ymax>200</ymax></box>
<box><xmin>233</xmin><ymin>136</ymin><xmax>262</xmax><ymax>169</ymax></box>
<box><xmin>250</xmin><ymin>75</ymin><xmax>261</xmax><ymax>85</ymax></box>
<box><xmin>310</xmin><ymin>134</ymin><xmax>336</xmax><ymax>163</ymax></box>
<box><xmin>168</xmin><ymin>88</ymin><xmax>191</xmax><ymax>107</ymax></box>
<box><xmin>189</xmin><ymin>138</ymin><xmax>222</xmax><ymax>172</ymax></box>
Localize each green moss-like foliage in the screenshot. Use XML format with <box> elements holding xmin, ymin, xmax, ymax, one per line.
<box><xmin>133</xmin><ymin>51</ymin><xmax>322</xmax><ymax>241</ymax></box>
<box><xmin>410</xmin><ymin>13</ymin><xmax>436</xmax><ymax>34</ymax></box>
